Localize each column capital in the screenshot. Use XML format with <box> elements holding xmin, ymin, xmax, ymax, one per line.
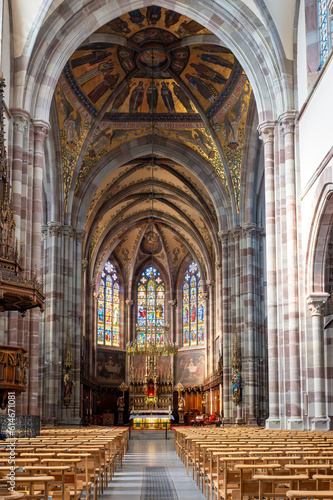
<box><xmin>12</xmin><ymin>114</ymin><xmax>29</xmax><ymax>132</ymax></box>
<box><xmin>33</xmin><ymin>119</ymin><xmax>50</xmax><ymax>139</ymax></box>
<box><xmin>62</xmin><ymin>225</ymin><xmax>74</xmax><ymax>239</ymax></box>
<box><xmin>215</xmin><ymin>261</ymin><xmax>222</xmax><ymax>270</ymax></box>
<box><xmin>230</xmin><ymin>226</ymin><xmax>241</xmax><ymax>241</ymax></box>
<box><xmin>218</xmin><ymin>229</ymin><xmax>229</xmax><ymax>244</ymax></box>
<box><xmin>242</xmin><ymin>222</ymin><xmax>257</xmax><ymax>235</ymax></box>
<box><xmin>41</xmin><ymin>225</ymin><xmax>48</xmax><ymax>241</ymax></box>
<box><xmin>125</xmin><ymin>298</ymin><xmax>134</xmax><ymax>307</ymax></box>
<box><xmin>307</xmin><ymin>293</ymin><xmax>330</xmax><ymax>316</ymax></box>
<box><xmin>168</xmin><ymin>298</ymin><xmax>177</xmax><ymax>308</ymax></box>
<box><xmin>76</xmin><ymin>229</ymin><xmax>86</xmax><ymax>243</ymax></box>
<box><xmin>82</xmin><ymin>259</ymin><xmax>89</xmax><ymax>272</ymax></box>
<box><xmin>258</xmin><ymin>121</ymin><xmax>276</xmax><ymax>144</ymax></box>
<box><xmin>279</xmin><ymin>111</ymin><xmax>297</xmax><ymax>137</ymax></box>
<box><xmin>47</xmin><ymin>221</ymin><xmax>62</xmax><ymax>237</ymax></box>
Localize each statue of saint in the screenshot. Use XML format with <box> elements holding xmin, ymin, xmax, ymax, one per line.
<box><xmin>231</xmin><ymin>369</ymin><xmax>241</xmax><ymax>405</ymax></box>
<box><xmin>64</xmin><ymin>369</ymin><xmax>75</xmax><ymax>400</ymax></box>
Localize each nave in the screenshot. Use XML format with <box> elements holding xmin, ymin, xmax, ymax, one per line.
<box><xmin>104</xmin><ymin>431</ymin><xmax>205</xmax><ymax>500</ymax></box>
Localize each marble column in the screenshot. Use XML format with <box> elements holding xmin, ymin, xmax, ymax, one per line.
<box><xmin>280</xmin><ymin>112</ymin><xmax>302</xmax><ymax>429</ymax></box>
<box><xmin>218</xmin><ymin>230</ymin><xmax>231</xmax><ymax>422</ymax></box>
<box><xmin>258</xmin><ymin>121</ymin><xmax>280</xmax><ymax>429</ymax></box>
<box><xmin>203</xmin><ymin>289</ymin><xmax>209</xmax><ymax>379</ymax></box>
<box><xmin>307</xmin><ymin>293</ymin><xmax>330</xmax><ymax>430</ymax></box>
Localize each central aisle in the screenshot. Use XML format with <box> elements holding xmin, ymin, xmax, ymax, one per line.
<box><xmin>103</xmin><ymin>431</ymin><xmax>206</xmax><ymax>499</ymax></box>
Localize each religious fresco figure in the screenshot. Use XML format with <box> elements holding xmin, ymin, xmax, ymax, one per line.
<box><xmin>107</xmin><ymin>18</ymin><xmax>131</xmax><ymax>34</ymax></box>
<box><xmin>161</xmin><ymin>82</ymin><xmax>175</xmax><ymax>113</ymax></box>
<box><xmin>199</xmin><ymin>53</ymin><xmax>234</xmax><ymax>69</ymax></box>
<box><xmin>88</xmin><ymin>72</ymin><xmax>120</xmax><ymax>104</ymax></box>
<box><xmin>129</xmin><ymin>9</ymin><xmax>145</xmax><ymax>27</ymax></box>
<box><xmin>190</xmin><ymin>63</ymin><xmax>227</xmax><ymax>84</ymax></box>
<box><xmin>77</xmin><ymin>61</ymin><xmax>114</xmax><ymax>86</ymax></box>
<box><xmin>147</xmin><ymin>82</ymin><xmax>158</xmax><ymax>113</ymax></box>
<box><xmin>111</xmin><ymin>81</ymin><xmax>132</xmax><ymax>112</ymax></box>
<box><xmin>164</xmin><ymin>10</ymin><xmax>181</xmax><ymax>28</ymax></box>
<box><xmin>185</xmin><ymin>74</ymin><xmax>217</xmax><ymax>103</ymax></box>
<box><xmin>71</xmin><ymin>50</ymin><xmax>110</xmax><ymax>69</ymax></box>
<box><xmin>129</xmin><ymin>81</ymin><xmax>145</xmax><ymax>112</ymax></box>
<box><xmin>88</xmin><ymin>128</ymin><xmax>114</xmax><ymax>157</ymax></box>
<box><xmin>177</xmin><ymin>20</ymin><xmax>203</xmax><ymax>36</ymax></box>
<box><xmin>146</xmin><ymin>6</ymin><xmax>161</xmax><ymax>25</ymax></box>
<box><xmin>172</xmin><ymin>82</ymin><xmax>193</xmax><ymax>112</ymax></box>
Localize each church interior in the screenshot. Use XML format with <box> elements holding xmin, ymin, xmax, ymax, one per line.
<box><xmin>0</xmin><ymin>0</ymin><xmax>333</xmax><ymax>498</ymax></box>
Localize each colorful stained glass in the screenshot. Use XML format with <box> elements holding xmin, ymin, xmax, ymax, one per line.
<box><xmin>137</xmin><ymin>266</ymin><xmax>165</xmax><ymax>345</ymax></box>
<box><xmin>183</xmin><ymin>282</ymin><xmax>189</xmax><ymax>346</ymax></box>
<box><xmin>319</xmin><ymin>0</ymin><xmax>329</xmax><ymax>67</ymax></box>
<box><xmin>113</xmin><ymin>282</ymin><xmax>120</xmax><ymax>346</ymax></box>
<box><xmin>182</xmin><ymin>262</ymin><xmax>205</xmax><ymax>347</ymax></box>
<box><xmin>96</xmin><ymin>261</ymin><xmax>120</xmax><ymax>347</ymax></box>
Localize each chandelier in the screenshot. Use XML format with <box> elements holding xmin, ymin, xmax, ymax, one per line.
<box><xmin>126</xmin><ymin>48</ymin><xmax>178</xmax><ymax>359</ymax></box>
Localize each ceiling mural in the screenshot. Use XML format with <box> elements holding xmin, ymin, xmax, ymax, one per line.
<box><xmin>54</xmin><ymin>6</ymin><xmax>252</xmax><ymax>213</ymax></box>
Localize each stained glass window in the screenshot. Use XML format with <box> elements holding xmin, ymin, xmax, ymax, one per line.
<box><xmin>97</xmin><ymin>261</ymin><xmax>120</xmax><ymax>347</ymax></box>
<box><xmin>137</xmin><ymin>266</ymin><xmax>165</xmax><ymax>345</ymax></box>
<box><xmin>182</xmin><ymin>262</ymin><xmax>205</xmax><ymax>346</ymax></box>
<box><xmin>318</xmin><ymin>0</ymin><xmax>332</xmax><ymax>68</ymax></box>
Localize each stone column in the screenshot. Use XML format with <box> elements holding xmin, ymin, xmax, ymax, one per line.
<box><xmin>168</xmin><ymin>299</ymin><xmax>177</xmax><ymax>344</ymax></box>
<box><xmin>258</xmin><ymin>121</ymin><xmax>280</xmax><ymax>429</ymax></box>
<box><xmin>44</xmin><ymin>221</ymin><xmax>62</xmax><ymax>424</ymax></box>
<box><xmin>125</xmin><ymin>299</ymin><xmax>134</xmax><ymax>345</ymax></box>
<box><xmin>307</xmin><ymin>293</ymin><xmax>330</xmax><ymax>430</ymax></box>
<box><xmin>243</xmin><ymin>222</ymin><xmax>257</xmax><ymax>425</ymax></box>
<box><xmin>82</xmin><ymin>259</ymin><xmax>89</xmax><ymax>340</ymax></box>
<box><xmin>203</xmin><ymin>289</ymin><xmax>209</xmax><ymax>379</ymax></box>
<box><xmin>207</xmin><ymin>280</ymin><xmax>215</xmax><ymax>375</ymax></box>
<box><xmin>218</xmin><ymin>230</ymin><xmax>231</xmax><ymax>422</ymax></box>
<box><xmin>280</xmin><ymin>112</ymin><xmax>302</xmax><ymax>429</ymax></box>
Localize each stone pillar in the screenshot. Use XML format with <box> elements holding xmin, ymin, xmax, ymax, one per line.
<box><xmin>207</xmin><ymin>280</ymin><xmax>215</xmax><ymax>375</ymax></box>
<box><xmin>307</xmin><ymin>293</ymin><xmax>330</xmax><ymax>430</ymax></box>
<box><xmin>258</xmin><ymin>121</ymin><xmax>280</xmax><ymax>429</ymax></box>
<box><xmin>243</xmin><ymin>222</ymin><xmax>257</xmax><ymax>425</ymax></box>
<box><xmin>44</xmin><ymin>221</ymin><xmax>62</xmax><ymax>424</ymax></box>
<box><xmin>218</xmin><ymin>230</ymin><xmax>231</xmax><ymax>422</ymax></box>
<box><xmin>168</xmin><ymin>299</ymin><xmax>177</xmax><ymax>344</ymax></box>
<box><xmin>280</xmin><ymin>112</ymin><xmax>302</xmax><ymax>430</ymax></box>
<box><xmin>82</xmin><ymin>259</ymin><xmax>89</xmax><ymax>340</ymax></box>
<box><xmin>125</xmin><ymin>299</ymin><xmax>134</xmax><ymax>345</ymax></box>
<box><xmin>203</xmin><ymin>289</ymin><xmax>209</xmax><ymax>379</ymax></box>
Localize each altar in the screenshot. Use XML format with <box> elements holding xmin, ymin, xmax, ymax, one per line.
<box><xmin>130</xmin><ymin>410</ymin><xmax>173</xmax><ymax>430</ymax></box>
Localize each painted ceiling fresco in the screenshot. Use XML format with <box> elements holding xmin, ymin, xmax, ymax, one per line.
<box><xmin>54</xmin><ymin>6</ymin><xmax>252</xmax><ymax>213</ymax></box>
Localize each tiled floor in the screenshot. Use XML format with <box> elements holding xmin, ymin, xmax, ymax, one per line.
<box><xmin>102</xmin><ymin>431</ymin><xmax>206</xmax><ymax>499</ymax></box>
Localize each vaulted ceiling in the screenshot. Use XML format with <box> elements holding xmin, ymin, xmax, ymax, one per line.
<box><xmin>53</xmin><ymin>6</ymin><xmax>256</xmax><ymax>283</ymax></box>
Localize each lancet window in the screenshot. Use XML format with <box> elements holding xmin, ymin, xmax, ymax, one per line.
<box><xmin>137</xmin><ymin>266</ymin><xmax>165</xmax><ymax>346</ymax></box>
<box><xmin>97</xmin><ymin>261</ymin><xmax>120</xmax><ymax>346</ymax></box>
<box><xmin>318</xmin><ymin>0</ymin><xmax>332</xmax><ymax>67</ymax></box>
<box><xmin>182</xmin><ymin>262</ymin><xmax>205</xmax><ymax>347</ymax></box>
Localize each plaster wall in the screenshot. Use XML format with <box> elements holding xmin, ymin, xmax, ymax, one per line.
<box><xmin>298</xmin><ymin>57</ymin><xmax>333</xmax><ymax>194</ymax></box>
<box><xmin>297</xmin><ymin>0</ymin><xmax>308</xmax><ymax>108</ymax></box>
<box><xmin>1</xmin><ymin>0</ymin><xmax>11</xmax><ymax>107</ymax></box>
<box><xmin>264</xmin><ymin>0</ymin><xmax>296</xmax><ymax>60</ymax></box>
<box><xmin>11</xmin><ymin>0</ymin><xmax>41</xmax><ymax>58</ymax></box>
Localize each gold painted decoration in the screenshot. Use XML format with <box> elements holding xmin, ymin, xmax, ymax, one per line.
<box><xmin>54</xmin><ymin>7</ymin><xmax>254</xmax><ymax>214</ymax></box>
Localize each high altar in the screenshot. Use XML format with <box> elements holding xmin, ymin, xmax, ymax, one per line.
<box><xmin>129</xmin><ymin>355</ymin><xmax>174</xmax><ymax>429</ymax></box>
